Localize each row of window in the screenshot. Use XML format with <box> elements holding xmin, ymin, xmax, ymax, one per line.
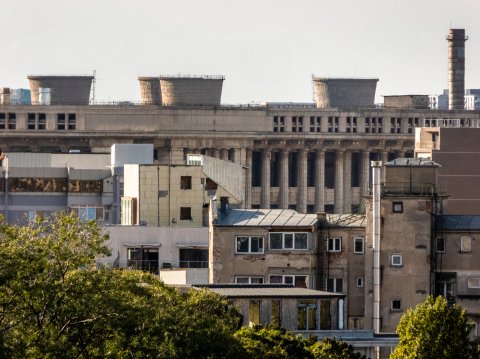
<box><xmin>235</xmin><ymin>235</ymin><xmax>367</xmax><ymax>254</ymax></box>
<box><xmin>272</xmin><ymin>116</ymin><xmax>420</xmax><ymax>134</ymax></box>
<box><xmin>0</xmin><ymin>112</ymin><xmax>76</xmax><ymax>130</ymax></box>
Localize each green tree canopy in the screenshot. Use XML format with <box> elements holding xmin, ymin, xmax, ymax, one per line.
<box><xmin>391</xmin><ymin>295</ymin><xmax>478</xmax><ymax>359</ymax></box>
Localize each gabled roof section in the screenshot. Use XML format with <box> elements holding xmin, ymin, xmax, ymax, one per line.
<box><xmin>215</xmin><ymin>209</ymin><xmax>318</xmax><ymax>227</ymax></box>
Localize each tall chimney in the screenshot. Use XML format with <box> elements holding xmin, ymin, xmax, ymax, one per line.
<box><xmin>447</xmin><ymin>29</ymin><xmax>468</xmax><ymax>110</ymax></box>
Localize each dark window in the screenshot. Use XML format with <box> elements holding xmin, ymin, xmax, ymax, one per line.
<box><xmin>179</xmin><ymin>248</ymin><xmax>208</xmax><ymax>268</ymax></box>
<box><xmin>436</xmin><ymin>237</ymin><xmax>445</xmax><ymax>253</ymax></box>
<box><xmin>354</xmin><ymin>237</ymin><xmax>364</xmax><ymax>253</ymax></box>
<box><xmin>127</xmin><ymin>247</ymin><xmax>159</xmax><ymax>274</ymax></box>
<box><xmin>68</xmin><ymin>113</ymin><xmax>76</xmax><ymax>130</ymax></box>
<box><xmin>38</xmin><ymin>113</ymin><xmax>46</xmax><ymax>130</ymax></box>
<box><xmin>327</xmin><ymin>278</ymin><xmax>343</xmax><ymax>293</ymax></box>
<box><xmin>180</xmin><ymin>176</ymin><xmax>192</xmax><ymax>189</ymax></box>
<box><xmin>57</xmin><ymin>113</ymin><xmax>66</xmax><ymax>130</ymax></box>
<box><xmin>393</xmin><ymin>202</ymin><xmax>403</xmax><ymax>213</ymax></box>
<box><xmin>180</xmin><ymin>207</ymin><xmax>192</xmax><ymax>220</ymax></box>
<box><xmin>391</xmin><ymin>300</ymin><xmax>402</xmax><ymax>311</ymax></box>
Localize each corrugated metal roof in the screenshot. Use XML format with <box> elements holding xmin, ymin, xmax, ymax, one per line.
<box><xmin>216</xmin><ymin>209</ymin><xmax>318</xmax><ymax>227</ymax></box>
<box><xmin>437</xmin><ymin>215</ymin><xmax>480</xmax><ymax>230</ymax></box>
<box><xmin>385</xmin><ymin>158</ymin><xmax>441</xmax><ymax>167</ymax></box>
<box><xmin>204</xmin><ymin>286</ymin><xmax>344</xmax><ymax>298</ymax></box>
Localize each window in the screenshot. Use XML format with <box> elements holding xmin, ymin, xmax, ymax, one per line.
<box><xmin>180</xmin><ymin>176</ymin><xmax>192</xmax><ymax>189</ymax></box>
<box><xmin>235</xmin><ymin>276</ymin><xmax>264</xmax><ymax>284</ymax></box>
<box><xmin>392</xmin><ymin>201</ymin><xmax>403</xmax><ymax>213</ymax></box>
<box><xmin>57</xmin><ymin>113</ymin><xmax>66</xmax><ymax>130</ymax></box>
<box><xmin>436</xmin><ymin>237</ymin><xmax>445</xmax><ymax>253</ymax></box>
<box><xmin>297</xmin><ymin>300</ymin><xmax>317</xmax><ymax>330</ymax></box>
<box><xmin>364</xmin><ymin>116</ymin><xmax>383</xmax><ymax>133</ymax></box>
<box><xmin>68</xmin><ymin>113</ymin><xmax>76</xmax><ymax>130</ymax></box>
<box><xmin>71</xmin><ymin>206</ymin><xmax>104</xmax><ymax>221</ymax></box>
<box><xmin>179</xmin><ymin>248</ymin><xmax>208</xmax><ymax>268</ymax></box>
<box><xmin>271</xmin><ymin>300</ymin><xmax>281</xmax><ymax>326</ymax></box>
<box><xmin>236</xmin><ymin>236</ymin><xmax>264</xmax><ymax>254</ymax></box>
<box><xmin>328</xmin><ymin>116</ymin><xmax>339</xmax><ymax>132</ymax></box>
<box><xmin>354</xmin><ymin>237</ymin><xmax>364</xmax><ymax>253</ymax></box>
<box><xmin>270</xmin><ymin>275</ymin><xmax>308</xmax><ymax>288</ymax></box>
<box><xmin>327</xmin><ymin>277</ymin><xmax>343</xmax><ymax>293</ymax></box>
<box><xmin>467</xmin><ymin>277</ymin><xmax>480</xmax><ymax>289</ymax></box>
<box><xmin>460</xmin><ymin>236</ymin><xmax>472</xmax><ymax>252</ymax></box>
<box><xmin>269</xmin><ymin>232</ymin><xmax>308</xmax><ymax>250</ymax></box>
<box><xmin>327</xmin><ymin>238</ymin><xmax>342</xmax><ymax>252</ymax></box>
<box><xmin>356</xmin><ymin>277</ymin><xmax>364</xmax><ymax>288</ymax></box>
<box><xmin>180</xmin><ymin>207</ymin><xmax>192</xmax><ymax>220</ymax></box>
<box><xmin>127</xmin><ymin>247</ymin><xmax>159</xmax><ymax>274</ymax></box>
<box><xmin>391</xmin><ymin>254</ymin><xmax>403</xmax><ymax>267</ymax></box>
<box><xmin>0</xmin><ymin>113</ymin><xmax>16</xmax><ymax>130</ymax></box>
<box><xmin>273</xmin><ymin>116</ymin><xmax>285</xmax><ymax>132</ymax></box>
<box><xmin>121</xmin><ymin>197</ymin><xmax>137</xmax><ymax>225</ymax></box>
<box><xmin>391</xmin><ymin>300</ymin><xmax>402</xmax><ymax>311</ymax></box>
<box><xmin>249</xmin><ymin>300</ymin><xmax>261</xmax><ymax>325</ymax></box>
<box><xmin>28</xmin><ymin>113</ymin><xmax>47</xmax><ymax>130</ymax></box>
<box><xmin>346</xmin><ymin>116</ymin><xmax>357</xmax><ymax>133</ymax></box>
<box><xmin>390</xmin><ymin>117</ymin><xmax>402</xmax><ymax>133</ymax></box>
<box><xmin>292</xmin><ymin>116</ymin><xmax>303</xmax><ymax>132</ymax></box>
<box><xmin>309</xmin><ymin>116</ymin><xmax>321</xmax><ymax>132</ymax></box>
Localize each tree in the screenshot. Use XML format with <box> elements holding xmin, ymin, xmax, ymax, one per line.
<box><xmin>0</xmin><ymin>213</ymin><xmax>245</xmax><ymax>358</ymax></box>
<box><xmin>391</xmin><ymin>295</ymin><xmax>478</xmax><ymax>359</ymax></box>
<box><xmin>309</xmin><ymin>337</ymin><xmax>365</xmax><ymax>359</ymax></box>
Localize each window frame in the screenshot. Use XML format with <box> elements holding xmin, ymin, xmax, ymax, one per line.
<box><xmin>460</xmin><ymin>236</ymin><xmax>472</xmax><ymax>252</ymax></box>
<box><xmin>269</xmin><ymin>274</ymin><xmax>308</xmax><ymax>288</ymax></box>
<box><xmin>327</xmin><ymin>237</ymin><xmax>342</xmax><ymax>252</ymax></box>
<box><xmin>391</xmin><ymin>254</ymin><xmax>403</xmax><ymax>267</ymax></box>
<box><xmin>235</xmin><ymin>276</ymin><xmax>264</xmax><ymax>284</ymax></box>
<box><xmin>235</xmin><ymin>236</ymin><xmax>264</xmax><ymax>254</ymax></box>
<box><xmin>392</xmin><ymin>201</ymin><xmax>404</xmax><ymax>213</ymax></box>
<box><xmin>180</xmin><ymin>176</ymin><xmax>192</xmax><ymax>190</ymax></box>
<box><xmin>391</xmin><ymin>299</ymin><xmax>402</xmax><ymax>311</ymax></box>
<box><xmin>356</xmin><ymin>276</ymin><xmax>364</xmax><ymax>288</ymax></box>
<box><xmin>269</xmin><ymin>232</ymin><xmax>309</xmax><ymax>251</ymax></box>
<box><xmin>327</xmin><ymin>277</ymin><xmax>343</xmax><ymax>293</ymax></box>
<box><xmin>436</xmin><ymin>237</ymin><xmax>445</xmax><ymax>253</ymax></box>
<box><xmin>180</xmin><ymin>206</ymin><xmax>192</xmax><ymax>221</ymax></box>
<box><xmin>353</xmin><ymin>237</ymin><xmax>365</xmax><ymax>254</ymax></box>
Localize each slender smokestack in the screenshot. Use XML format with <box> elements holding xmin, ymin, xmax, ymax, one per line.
<box><xmin>447</xmin><ymin>29</ymin><xmax>468</xmax><ymax>110</ymax></box>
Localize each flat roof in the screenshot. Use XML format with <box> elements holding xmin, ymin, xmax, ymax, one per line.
<box><xmin>195</xmin><ymin>284</ymin><xmax>344</xmax><ymax>298</ymax></box>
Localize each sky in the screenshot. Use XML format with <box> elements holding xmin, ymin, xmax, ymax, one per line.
<box><xmin>2</xmin><ymin>0</ymin><xmax>479</xmax><ymax>104</ymax></box>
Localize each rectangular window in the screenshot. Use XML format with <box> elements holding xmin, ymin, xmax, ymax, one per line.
<box><xmin>393</xmin><ymin>201</ymin><xmax>403</xmax><ymax>213</ymax></box>
<box><xmin>297</xmin><ymin>300</ymin><xmax>317</xmax><ymax>330</ymax></box>
<box><xmin>391</xmin><ymin>254</ymin><xmax>403</xmax><ymax>267</ymax></box>
<box><xmin>272</xmin><ymin>115</ymin><xmax>285</xmax><ymax>132</ymax></box>
<box><xmin>328</xmin><ymin>116</ymin><xmax>339</xmax><ymax>132</ymax></box>
<box><xmin>391</xmin><ymin>300</ymin><xmax>402</xmax><ymax>311</ymax></box>
<box><xmin>354</xmin><ymin>237</ymin><xmax>364</xmax><ymax>253</ymax></box>
<box><xmin>436</xmin><ymin>237</ymin><xmax>445</xmax><ymax>253</ymax></box>
<box><xmin>38</xmin><ymin>113</ymin><xmax>46</xmax><ymax>129</ymax></box>
<box><xmin>249</xmin><ymin>300</ymin><xmax>261</xmax><ymax>325</ymax></box>
<box><xmin>461</xmin><ymin>236</ymin><xmax>472</xmax><ymax>252</ymax></box>
<box><xmin>57</xmin><ymin>113</ymin><xmax>66</xmax><ymax>130</ymax></box>
<box><xmin>327</xmin><ymin>237</ymin><xmax>342</xmax><ymax>252</ymax></box>
<box><xmin>269</xmin><ymin>232</ymin><xmax>308</xmax><ymax>250</ymax></box>
<box><xmin>309</xmin><ymin>116</ymin><xmax>321</xmax><ymax>132</ymax></box>
<box><xmin>356</xmin><ymin>277</ymin><xmax>364</xmax><ymax>288</ymax></box>
<box><xmin>235</xmin><ymin>276</ymin><xmax>264</xmax><ymax>284</ymax></box>
<box><xmin>68</xmin><ymin>113</ymin><xmax>76</xmax><ymax>130</ymax></box>
<box><xmin>7</xmin><ymin>113</ymin><xmax>16</xmax><ymax>129</ymax></box>
<box><xmin>71</xmin><ymin>206</ymin><xmax>104</xmax><ymax>221</ymax></box>
<box><xmin>180</xmin><ymin>176</ymin><xmax>192</xmax><ymax>189</ymax></box>
<box><xmin>180</xmin><ymin>207</ymin><xmax>192</xmax><ymax>220</ymax></box>
<box><xmin>271</xmin><ymin>300</ymin><xmax>281</xmax><ymax>326</ymax></box>
<box><xmin>292</xmin><ymin>116</ymin><xmax>304</xmax><ymax>132</ymax></box>
<box><xmin>467</xmin><ymin>277</ymin><xmax>480</xmax><ymax>289</ymax></box>
<box><xmin>269</xmin><ymin>275</ymin><xmax>308</xmax><ymax>288</ymax></box>
<box><xmin>236</xmin><ymin>236</ymin><xmax>264</xmax><ymax>254</ymax></box>
<box><xmin>127</xmin><ymin>247</ymin><xmax>159</xmax><ymax>274</ymax></box>
<box><xmin>327</xmin><ymin>277</ymin><xmax>343</xmax><ymax>293</ymax></box>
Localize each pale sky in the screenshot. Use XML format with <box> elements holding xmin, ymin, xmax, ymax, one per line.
<box><xmin>2</xmin><ymin>0</ymin><xmax>479</xmax><ymax>104</ymax></box>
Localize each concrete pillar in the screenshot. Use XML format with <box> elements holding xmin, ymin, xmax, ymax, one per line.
<box><xmin>343</xmin><ymin>151</ymin><xmax>352</xmax><ymax>213</ymax></box>
<box><xmin>297</xmin><ymin>149</ymin><xmax>308</xmax><ymax>214</ymax></box>
<box><xmin>260</xmin><ymin>149</ymin><xmax>271</xmax><ymax>208</ymax></box>
<box><xmin>279</xmin><ymin>149</ymin><xmax>289</xmax><ymax>209</ymax></box>
<box><xmin>334</xmin><ymin>150</ymin><xmax>344</xmax><ymax>214</ymax></box>
<box><xmin>245</xmin><ymin>149</ymin><xmax>252</xmax><ymax>208</ymax></box>
<box><xmin>220</xmin><ymin>148</ymin><xmax>229</xmax><ymax>161</ymax></box>
<box><xmin>381</xmin><ymin>151</ymin><xmax>388</xmax><ymax>181</ymax></box>
<box><xmin>361</xmin><ymin>150</ymin><xmax>370</xmax><ymax>210</ymax></box>
<box><xmin>315</xmin><ymin>149</ymin><xmax>325</xmax><ymax>213</ymax></box>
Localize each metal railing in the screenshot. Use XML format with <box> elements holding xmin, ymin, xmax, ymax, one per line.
<box><xmin>96</xmin><ymin>259</ymin><xmax>208</xmax><ymax>273</ymax></box>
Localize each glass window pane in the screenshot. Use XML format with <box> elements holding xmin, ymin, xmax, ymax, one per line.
<box><xmin>236</xmin><ymin>277</ymin><xmax>249</xmax><ymax>284</ymax></box>
<box><xmin>284</xmin><ymin>276</ymin><xmax>294</xmax><ymax>284</ymax></box>
<box><xmin>270</xmin><ymin>233</ymin><xmax>283</xmax><ymax>249</ymax></box>
<box><xmin>295</xmin><ymin>276</ymin><xmax>307</xmax><ymax>288</ymax></box>
<box><xmin>294</xmin><ymin>233</ymin><xmax>308</xmax><ymax>249</ymax></box>
<box><xmin>251</xmin><ymin>237</ymin><xmax>263</xmax><ymax>253</ymax></box>
<box><xmin>270</xmin><ymin>275</ymin><xmax>283</xmax><ymax>284</ymax></box>
<box><xmin>236</xmin><ymin>237</ymin><xmax>249</xmax><ymax>253</ymax></box>
<box><xmin>251</xmin><ymin>277</ymin><xmax>264</xmax><ymax>284</ymax></box>
<box><xmin>284</xmin><ymin>233</ymin><xmax>293</xmax><ymax>249</ymax></box>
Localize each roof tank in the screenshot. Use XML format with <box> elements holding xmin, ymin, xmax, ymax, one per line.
<box><xmin>312</xmin><ymin>77</ymin><xmax>378</xmax><ymax>109</ymax></box>
<box><xmin>28</xmin><ymin>75</ymin><xmax>93</xmax><ymax>105</ymax></box>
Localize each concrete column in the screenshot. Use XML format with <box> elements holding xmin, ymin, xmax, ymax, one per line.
<box><xmin>279</xmin><ymin>149</ymin><xmax>289</xmax><ymax>209</ymax></box>
<box><xmin>334</xmin><ymin>150</ymin><xmax>345</xmax><ymax>214</ymax></box>
<box><xmin>381</xmin><ymin>151</ymin><xmax>388</xmax><ymax>181</ymax></box>
<box><xmin>245</xmin><ymin>149</ymin><xmax>252</xmax><ymax>208</ymax></box>
<box><xmin>220</xmin><ymin>148</ymin><xmax>229</xmax><ymax>161</ymax></box>
<box><xmin>297</xmin><ymin>149</ymin><xmax>308</xmax><ymax>214</ymax></box>
<box><xmin>343</xmin><ymin>151</ymin><xmax>352</xmax><ymax>213</ymax></box>
<box><xmin>361</xmin><ymin>150</ymin><xmax>370</xmax><ymax>209</ymax></box>
<box><xmin>315</xmin><ymin>149</ymin><xmax>325</xmax><ymax>212</ymax></box>
<box><xmin>260</xmin><ymin>149</ymin><xmax>271</xmax><ymax>208</ymax></box>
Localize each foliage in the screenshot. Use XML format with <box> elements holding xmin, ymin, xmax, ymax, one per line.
<box><xmin>0</xmin><ymin>213</ymin><xmax>245</xmax><ymax>358</ymax></box>
<box><xmin>390</xmin><ymin>295</ymin><xmax>478</xmax><ymax>359</ymax></box>
<box><xmin>309</xmin><ymin>337</ymin><xmax>365</xmax><ymax>359</ymax></box>
<box><xmin>235</xmin><ymin>325</ymin><xmax>364</xmax><ymax>359</ymax></box>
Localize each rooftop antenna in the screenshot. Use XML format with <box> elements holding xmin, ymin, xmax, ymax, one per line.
<box><xmin>91</xmin><ymin>70</ymin><xmax>96</xmax><ymax>104</ymax></box>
